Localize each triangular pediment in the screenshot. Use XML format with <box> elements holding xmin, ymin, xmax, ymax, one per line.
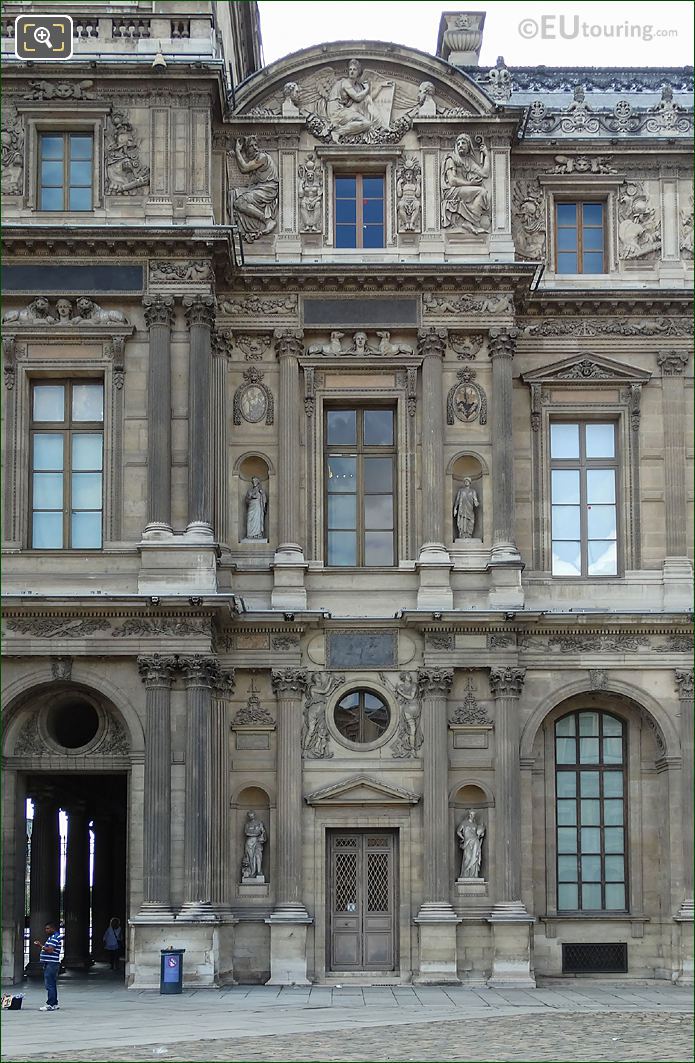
<box><xmin>522</xmin><ymin>353</ymin><xmax>651</xmax><ymax>386</ymax></box>
<box><xmin>304</xmin><ymin>774</ymin><xmax>420</xmax><ymax>806</ymax></box>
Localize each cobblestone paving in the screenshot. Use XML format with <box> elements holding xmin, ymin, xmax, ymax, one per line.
<box><xmin>6</xmin><ymin>1011</ymin><xmax>693</xmax><ymax>1063</ymax></box>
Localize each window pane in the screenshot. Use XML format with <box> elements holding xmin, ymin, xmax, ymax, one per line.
<box><xmin>605</xmin><ymin>855</ymin><xmax>625</xmax><ymax>881</ymax></box>
<box><xmin>364</xmin><ymin>457</ymin><xmax>392</xmax><ymax>492</ymax></box>
<box><xmin>586</xmin><ymin>467</ymin><xmax>617</xmax><ymax>503</ymax></box>
<box><xmin>41</xmin><ymin>161</ymin><xmax>63</xmax><ymax>186</ymax></box>
<box><xmin>41</xmin><ymin>135</ymin><xmax>64</xmax><ymax>159</ymax></box>
<box><xmin>71</xmin><ymin>511</ymin><xmax>102</xmax><ymax>548</ymax></box>
<box><xmin>551</xmin><ymin>469</ymin><xmax>580</xmax><ymax>503</ymax></box>
<box><xmin>33</xmin><ymin>434</ymin><xmax>64</xmax><ymax>471</ymax></box>
<box><xmin>604</xmin><ymin>772</ymin><xmax>624</xmax><ymax>797</ymax></box>
<box><xmin>581</xmin><ymin>883</ymin><xmax>602</xmax><ymax>909</ymax></box>
<box><xmin>582</xmin><ymin>227</ymin><xmax>604</xmax><ymax>251</ymax></box>
<box><xmin>605</xmin><ymin>883</ymin><xmax>626</xmax><ymax>910</ymax></box>
<box><xmin>32</xmin><ymin>512</ymin><xmax>63</xmax><ymax>549</ymax></box>
<box><xmin>33</xmin><ymin>385</ymin><xmax>65</xmax><ymax>422</ymax></box>
<box><xmin>558</xmin><ymin>855</ymin><xmax>578</xmax><ymax>882</ymax></box>
<box><xmin>335</xmin><ymin>198</ymin><xmax>357</xmax><ymax>223</ymax></box>
<box><xmin>556</xmin><ymin>738</ymin><xmax>576</xmax><ymax>764</ymax></box>
<box><xmin>72</xmin><ymin>434</ymin><xmax>103</xmax><ymax>471</ymax></box>
<box><xmin>362</xmin><ymin>198</ymin><xmax>383</xmax><ymax>224</ymax></box>
<box><xmin>327</xmin><ymin>456</ymin><xmax>356</xmax><ymax>492</ymax></box>
<box><xmin>33</xmin><ymin>472</ymin><xmax>63</xmax><ymax>509</ymax></box>
<box><xmin>72</xmin><ymin>472</ymin><xmax>102</xmax><ymax>509</ymax></box>
<box><xmin>581</xmin><ymin>855</ymin><xmax>602</xmax><ymax>881</ymax></box>
<box><xmin>556</xmin><ymin>715</ymin><xmax>576</xmax><ymax>737</ymax></box>
<box><xmin>327</xmin><ymin>494</ymin><xmax>356</xmax><ymax>529</ymax></box>
<box><xmin>582</xmin><ymin>252</ymin><xmax>605</xmax><ymax>274</ymax></box>
<box><xmin>588</xmin><ymin>541</ymin><xmax>617</xmax><ymax>576</ymax></box>
<box><xmin>556</xmin><ymin>203</ymin><xmax>577</xmax><ymax>225</ymax></box>
<box><xmin>335</xmin><ymin>225</ymin><xmax>357</xmax><ymax>248</ymax></box>
<box><xmin>580</xmin><ymin>771</ymin><xmax>599</xmax><ymax>797</ymax></box>
<box><xmin>604</xmin><ymin>799</ymin><xmax>624</xmax><ymax>825</ymax></box>
<box><xmin>552</xmin><ymin>540</ymin><xmax>581</xmax><ymax>576</ymax></box>
<box><xmin>587</xmin><ymin>505</ymin><xmax>616</xmax><ymax>539</ymax></box>
<box><xmin>69</xmin><ymin>186</ymin><xmax>92</xmax><ymax>211</ymax></box>
<box><xmin>580</xmin><ymin>799</ymin><xmax>600</xmax><ymax>825</ymax></box>
<box><xmin>557</xmin><ymin>827</ymin><xmax>577</xmax><ymax>853</ymax></box>
<box><xmin>579</xmin><ymin>738</ymin><xmax>600</xmax><ymax>764</ymax></box>
<box><xmin>70</xmin><ymin>135</ymin><xmax>93</xmax><ymax>160</ymax></box>
<box><xmin>362</xmin><ymin>176</ymin><xmax>384</xmax><ymax>198</ymax></box>
<box><xmin>557</xmin><ymin>800</ymin><xmax>577</xmax><ymax>825</ymax></box>
<box><xmin>72</xmin><ymin>384</ymin><xmax>104</xmax><ymax>422</ymax></box>
<box><xmin>602</xmin><ymin>716</ymin><xmax>623</xmax><ymax>737</ymax></box>
<box><xmin>364</xmin><ymin>409</ymin><xmax>394</xmax><ymax>445</ymax></box>
<box><xmin>335</xmin><ymin>176</ymin><xmax>356</xmax><ymax>197</ymax></box>
<box><xmin>550</xmin><ymin>424</ymin><xmax>579</xmax><ymax>459</ymax></box>
<box><xmin>557</xmin><ymin>253</ymin><xmax>577</xmax><ymax>273</ymax></box>
<box><xmin>604</xmin><ymin>827</ymin><xmax>624</xmax><ymax>853</ymax></box>
<box><xmin>364</xmin><ymin>494</ymin><xmax>393</xmax><ymax>530</ymax></box>
<box><xmin>556</xmin><ymin>772</ymin><xmax>576</xmax><ymax>797</ymax></box>
<box><xmin>603</xmin><ymin>737</ymin><xmax>623</xmax><ymax>764</ymax></box>
<box><xmin>556</xmin><ymin>228</ymin><xmax>577</xmax><ymax>251</ymax></box>
<box><xmin>581</xmin><ymin>827</ymin><xmax>601</xmax><ymax>853</ymax></box>
<box><xmin>579</xmin><ymin>713</ymin><xmax>599</xmax><ymax>736</ymax></box>
<box><xmin>70</xmin><ymin>161</ymin><xmax>92</xmax><ymax>186</ymax></box>
<box><xmin>327</xmin><ymin>531</ymin><xmax>356</xmax><ymax>566</ymax></box>
<box><xmin>582</xmin><ymin>202</ymin><xmax>604</xmax><ymax>225</ymax></box>
<box><xmin>558</xmin><ymin>883</ymin><xmax>578</xmax><ymax>909</ymax></box>
<box><xmin>552</xmin><ymin>505</ymin><xmax>580</xmax><ymax>539</ymax></box>
<box><xmin>362</xmin><ymin>225</ymin><xmax>385</xmax><ymax>248</ymax></box>
<box><xmin>327</xmin><ymin>410</ymin><xmax>357</xmax><ymax>445</ymax></box>
<box><xmin>40</xmin><ymin>187</ymin><xmax>63</xmax><ymax>211</ymax></box>
<box><xmin>364</xmin><ymin>531</ymin><xmax>394</xmax><ymax>566</ymax></box>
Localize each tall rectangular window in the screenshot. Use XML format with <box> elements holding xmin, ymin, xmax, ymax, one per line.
<box><xmin>555</xmin><ymin>201</ymin><xmax>605</xmax><ymax>273</ymax></box>
<box><xmin>325</xmin><ymin>408</ymin><xmax>395</xmax><ymax>566</ymax></box>
<box><xmin>555</xmin><ymin>711</ymin><xmax>627</xmax><ymax>912</ymax></box>
<box><xmin>39</xmin><ymin>133</ymin><xmax>94</xmax><ymax>211</ymax></box>
<box><xmin>550</xmin><ymin>421</ymin><xmax>618</xmax><ymax>577</ymax></box>
<box><xmin>335</xmin><ymin>174</ymin><xmax>385</xmax><ymax>248</ymax></box>
<box><xmin>31</xmin><ymin>381</ymin><xmax>104</xmax><ymax>549</ymax></box>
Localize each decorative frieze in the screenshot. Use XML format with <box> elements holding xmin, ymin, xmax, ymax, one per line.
<box><xmin>522</xmin><ymin>317</ymin><xmax>692</xmax><ymax>338</ymax></box>
<box><xmin>220</xmin><ymin>296</ymin><xmax>298</xmax><ymax>317</ymax></box>
<box><xmin>423</xmin><ymin>293</ymin><xmax>513</xmax><ymax>316</ymax></box>
<box><xmin>149</xmin><ymin>260</ymin><xmax>213</xmax><ymax>283</ymax></box>
<box><xmin>307</xmin><ymin>331</ymin><xmax>413</xmax><ymax>357</ymax></box>
<box><xmin>3</xmin><ymin>299</ymin><xmax>128</xmax><ymax>327</ymax></box>
<box><xmin>22</xmin><ymin>79</ymin><xmax>95</xmax><ymax>100</ymax></box>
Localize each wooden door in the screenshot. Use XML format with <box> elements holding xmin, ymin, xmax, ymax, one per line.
<box><xmin>328</xmin><ymin>831</ymin><xmax>396</xmax><ymax>971</ymax></box>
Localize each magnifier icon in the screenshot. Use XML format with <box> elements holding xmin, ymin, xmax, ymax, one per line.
<box><xmin>33</xmin><ymin>26</ymin><xmax>53</xmax><ymax>48</ymax></box>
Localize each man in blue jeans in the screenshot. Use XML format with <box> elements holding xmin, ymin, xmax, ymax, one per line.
<box><xmin>34</xmin><ymin>922</ymin><xmax>62</xmax><ymax>1011</ymax></box>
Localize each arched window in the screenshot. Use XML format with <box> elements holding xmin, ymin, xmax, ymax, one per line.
<box><xmin>555</xmin><ymin>710</ymin><xmax>627</xmax><ymax>912</ymax></box>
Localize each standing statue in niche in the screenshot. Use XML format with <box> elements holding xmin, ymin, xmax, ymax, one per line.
<box><xmin>231</xmin><ymin>136</ymin><xmax>279</xmax><ymax>242</ymax></box>
<box><xmin>440</xmin><ymin>134</ymin><xmax>491</xmax><ymax>234</ymax></box>
<box><xmin>457</xmin><ymin>809</ymin><xmax>485</xmax><ymax>879</ymax></box>
<box><xmin>453</xmin><ymin>478</ymin><xmax>479</xmax><ymax>539</ymax></box>
<box><xmin>241</xmin><ymin>811</ymin><xmax>267</xmax><ymax>882</ymax></box>
<box><xmin>244</xmin><ymin>476</ymin><xmax>267</xmax><ymax>540</ymax></box>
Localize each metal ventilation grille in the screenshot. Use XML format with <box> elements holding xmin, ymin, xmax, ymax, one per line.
<box><xmin>562</xmin><ymin>942</ymin><xmax>628</xmax><ymax>974</ymax></box>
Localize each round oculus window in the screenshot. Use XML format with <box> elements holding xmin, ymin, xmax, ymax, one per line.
<box><xmin>46</xmin><ymin>699</ymin><xmax>100</xmax><ymax>750</ymax></box>
<box><xmin>334</xmin><ymin>690</ymin><xmax>390</xmax><ymax>745</ymax></box>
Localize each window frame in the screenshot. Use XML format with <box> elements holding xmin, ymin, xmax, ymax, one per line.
<box><xmin>554</xmin><ymin>709</ymin><xmax>629</xmax><ymax>915</ymax></box>
<box><xmin>29</xmin><ymin>378</ymin><xmax>105</xmax><ymax>551</ymax></box>
<box><xmin>323</xmin><ymin>405</ymin><xmax>397</xmax><ymax>568</ymax></box>
<box><xmin>333</xmin><ymin>171</ymin><xmax>386</xmax><ymax>249</ymax></box>
<box><xmin>549</xmin><ymin>418</ymin><xmax>621</xmax><ymax>579</ymax></box>
<box><xmin>23</xmin><ymin>114</ymin><xmax>106</xmax><ymax>213</ymax></box>
<box><xmin>333</xmin><ymin>689</ymin><xmax>391</xmax><ymax>745</ymax></box>
<box><xmin>553</xmin><ymin>198</ymin><xmax>607</xmax><ymax>275</ymax></box>
<box><xmin>38</xmin><ymin>131</ymin><xmax>95</xmax><ymax>213</ymax></box>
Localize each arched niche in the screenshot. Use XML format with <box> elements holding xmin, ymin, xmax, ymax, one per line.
<box><xmin>449</xmin><ymin>453</ymin><xmax>485</xmax><ymax>543</ymax></box>
<box><xmin>450</xmin><ymin>782</ymin><xmax>492</xmax><ymax>883</ymax></box>
<box><xmin>235</xmin><ymin>454</ymin><xmax>271</xmax><ymax>544</ymax></box>
<box><xmin>234</xmin><ymin>785</ymin><xmax>270</xmax><ymax>883</ymax></box>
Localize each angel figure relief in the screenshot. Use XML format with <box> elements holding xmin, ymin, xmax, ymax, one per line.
<box><xmin>305</xmin><ymin>59</ymin><xmax>416</xmax><ymax>144</ymax></box>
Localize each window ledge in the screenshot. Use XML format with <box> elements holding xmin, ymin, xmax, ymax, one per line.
<box><xmin>540</xmin><ymin>914</ymin><xmax>649</xmax><ymax>923</ymax></box>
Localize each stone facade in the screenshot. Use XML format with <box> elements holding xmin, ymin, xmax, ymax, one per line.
<box><xmin>1</xmin><ymin>5</ymin><xmax>692</xmax><ymax>988</ymax></box>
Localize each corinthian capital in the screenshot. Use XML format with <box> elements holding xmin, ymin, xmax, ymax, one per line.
<box><xmin>488</xmin><ymin>327</ymin><xmax>519</xmax><ymax>360</ymax></box>
<box><xmin>417</xmin><ymin>328</ymin><xmax>447</xmax><ymax>359</ymax></box>
<box><xmin>214</xmin><ymin>669</ymin><xmax>236</xmax><ymax>697</ymax></box>
<box><xmin>489</xmin><ymin>666</ymin><xmax>526</xmax><ymax>698</ymax></box>
<box><xmin>183</xmin><ymin>294</ymin><xmax>216</xmax><ymax>329</ymax></box>
<box><xmin>417</xmin><ymin>667</ymin><xmax>453</xmax><ymax>695</ymax></box>
<box><xmin>657</xmin><ymin>351</ymin><xmax>689</xmax><ymax>376</ymax></box>
<box><xmin>179</xmin><ymin>655</ymin><xmax>221</xmax><ymax>687</ymax></box>
<box><xmin>274</xmin><ymin>329</ymin><xmax>304</xmax><ymax>360</ymax></box>
<box><xmin>675</xmin><ymin>669</ymin><xmax>694</xmax><ymax>700</ymax></box>
<box><xmin>271</xmin><ymin>668</ymin><xmax>309</xmax><ymax>696</ymax></box>
<box><xmin>142</xmin><ymin>294</ymin><xmax>175</xmax><ymax>329</ymax></box>
<box><xmin>138</xmin><ymin>654</ymin><xmax>178</xmax><ymax>688</ymax></box>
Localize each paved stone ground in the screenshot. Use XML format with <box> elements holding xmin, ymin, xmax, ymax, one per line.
<box><xmin>2</xmin><ymin>975</ymin><xmax>692</xmax><ymax>1062</ymax></box>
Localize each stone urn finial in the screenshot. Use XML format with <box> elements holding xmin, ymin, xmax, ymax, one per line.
<box><xmin>437</xmin><ymin>11</ymin><xmax>486</xmax><ymax>65</ymax></box>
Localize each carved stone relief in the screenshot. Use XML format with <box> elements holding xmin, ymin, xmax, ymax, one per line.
<box><xmin>396</xmin><ymin>155</ymin><xmax>422</xmax><ymax>233</ymax></box>
<box><xmin>51</xmin><ymin>657</ymin><xmax>72</xmax><ymax>681</ymax></box>
<box><xmin>23</xmin><ymin>80</ymin><xmax>95</xmax><ymax>100</ymax></box>
<box><xmin>233</xmin><ymin>684</ymin><xmax>275</xmax><ymax>727</ymax></box>
<box><xmin>302</xmin><ymin>59</ymin><xmax>415</xmax><ymax>144</ymax></box>
<box><xmin>149</xmin><ymin>260</ymin><xmax>212</xmax><ymax>283</ymax></box>
<box><xmin>588</xmin><ymin>668</ymin><xmax>608</xmax><ymax>690</ymax></box>
<box><xmin>449</xmin><ymin>334</ymin><xmax>483</xmax><ymax>360</ymax></box>
<box><xmin>424</xmin><ymin>293</ymin><xmax>513</xmax><ymax>315</ymax></box>
<box><xmin>229</xmin><ymin>136</ymin><xmax>278</xmax><ymax>242</ymax></box>
<box><xmin>523</xmin><ymin>317</ymin><xmax>691</xmax><ymax>337</ymax></box>
<box><xmin>233</xmin><ymin>333</ymin><xmax>271</xmax><ymax>361</ymax></box>
<box><xmin>618</xmin><ymin>181</ymin><xmax>662</xmax><ymax>261</ymax></box>
<box><xmin>440</xmin><ymin>135</ymin><xmax>490</xmax><ymax>235</ymax></box>
<box><xmin>1</xmin><ymin>106</ymin><xmax>23</xmax><ymax>195</ymax></box>
<box><xmin>2</xmin><ymin>299</ymin><xmax>128</xmax><ymax>326</ymax></box>
<box><xmin>219</xmin><ymin>296</ymin><xmax>297</xmax><ymax>317</ymax></box>
<box><xmin>486</xmin><ymin>57</ymin><xmax>512</xmax><ymax>101</ymax></box>
<box><xmin>549</xmin><ymin>154</ymin><xmax>616</xmax><ymax>175</ymax></box>
<box><xmin>233</xmin><ymin>367</ymin><xmax>274</xmax><ymax>425</ymax></box>
<box><xmin>104</xmin><ymin>110</ymin><xmax>150</xmax><ymax>194</ymax></box>
<box><xmin>446</xmin><ymin>368</ymin><xmax>487</xmax><ymax>425</ymax></box>
<box><xmin>303</xmin><ymin>672</ymin><xmax>344</xmax><ymax>758</ymax></box>
<box><xmin>512</xmin><ymin>181</ymin><xmax>546</xmax><ymax>262</ymax></box>
<box><xmin>307</xmin><ymin>331</ymin><xmax>413</xmax><ymax>357</ymax></box>
<box><xmin>298</xmin><ymin>153</ymin><xmax>323</xmax><ymax>233</ymax></box>
<box><xmin>681</xmin><ymin>195</ymin><xmax>694</xmax><ymax>260</ymax></box>
<box><xmin>379</xmin><ymin>672</ymin><xmax>422</xmax><ymax>759</ymax></box>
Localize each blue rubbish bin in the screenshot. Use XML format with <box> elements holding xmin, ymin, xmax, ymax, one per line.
<box><xmin>159</xmin><ymin>948</ymin><xmax>185</xmax><ymax>994</ymax></box>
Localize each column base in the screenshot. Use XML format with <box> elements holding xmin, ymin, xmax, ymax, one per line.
<box><xmin>265</xmin><ymin>907</ymin><xmax>312</xmax><ymax>985</ymax></box>
<box><xmin>414</xmin><ymin>903</ymin><xmax>461</xmax><ymax>984</ymax></box>
<box><xmin>141</xmin><ymin>522</ymin><xmax>174</xmax><ymax>541</ymax></box>
<box><xmin>184</xmin><ymin>521</ymin><xmax>215</xmax><ymax>543</ymax></box>
<box><xmin>416</xmin><ymin>546</ymin><xmax>453</xmax><ymax>610</ymax></box>
<box><xmin>663</xmin><ymin>557</ymin><xmax>694</xmax><ymax>610</ymax></box>
<box><xmin>128</xmin><ymin>918</ymin><xmax>238</xmax><ymax>989</ymax></box>
<box><xmin>673</xmin><ymin>906</ymin><xmax>694</xmax><ymax>985</ymax></box>
<box><xmin>487</xmin><ymin>904</ymin><xmax>535</xmax><ymax>988</ymax></box>
<box><xmin>271</xmin><ymin>549</ymin><xmax>308</xmax><ymax>610</ymax></box>
<box><xmin>133</xmin><ymin>903</ymin><xmax>177</xmax><ymax>921</ymax></box>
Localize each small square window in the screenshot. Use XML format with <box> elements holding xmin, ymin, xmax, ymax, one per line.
<box><xmin>555</xmin><ymin>201</ymin><xmax>606</xmax><ymax>274</ymax></box>
<box><xmin>334</xmin><ymin>174</ymin><xmax>385</xmax><ymax>248</ymax></box>
<box><xmin>39</xmin><ymin>133</ymin><xmax>93</xmax><ymax>212</ymax></box>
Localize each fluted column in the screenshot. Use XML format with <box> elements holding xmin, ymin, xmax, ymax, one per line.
<box><xmin>26</xmin><ymin>789</ymin><xmax>61</xmax><ymax>976</ymax></box>
<box><xmin>489</xmin><ymin>667</ymin><xmax>527</xmax><ymax>913</ymax></box>
<box><xmin>183</xmin><ymin>295</ymin><xmax>216</xmax><ymax>540</ymax></box>
<box><xmin>274</xmin><ymin>330</ymin><xmax>304</xmax><ymax>558</ymax></box>
<box><xmin>137</xmin><ymin>655</ymin><xmax>177</xmax><ymax>914</ymax></box>
<box><xmin>675</xmin><ymin>670</ymin><xmax>694</xmax><ymax>919</ymax></box>
<box><xmin>142</xmin><ymin>294</ymin><xmax>175</xmax><ymax>538</ymax></box>
<box><xmin>488</xmin><ymin>328</ymin><xmax>521</xmax><ymax>563</ymax></box>
<box><xmin>180</xmin><ymin>655</ymin><xmax>220</xmax><ymax>916</ymax></box>
<box><xmin>418</xmin><ymin>668</ymin><xmax>454</xmax><ymax>907</ymax></box>
<box><xmin>210</xmin><ymin>670</ymin><xmax>235</xmax><ymax>911</ymax></box>
<box><xmin>270</xmin><ymin>669</ymin><xmax>309</xmax><ymax>914</ymax></box>
<box><xmin>210</xmin><ymin>332</ymin><xmax>229</xmax><ymax>545</ymax></box>
<box><xmin>417</xmin><ymin>328</ymin><xmax>448</xmax><ymax>557</ymax></box>
<box><xmin>63</xmin><ymin>802</ymin><xmax>91</xmax><ymax>969</ymax></box>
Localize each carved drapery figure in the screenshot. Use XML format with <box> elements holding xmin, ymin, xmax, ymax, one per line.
<box><xmin>302</xmin><ymin>672</ymin><xmax>344</xmax><ymax>758</ymax></box>
<box><xmin>298</xmin><ymin>153</ymin><xmax>323</xmax><ymax>232</ymax></box>
<box><xmin>453</xmin><ymin>478</ymin><xmax>479</xmax><ymax>539</ymax></box>
<box><xmin>381</xmin><ymin>672</ymin><xmax>422</xmax><ymax>758</ymax></box>
<box><xmin>618</xmin><ymin>181</ymin><xmax>661</xmax><ymax>261</ymax></box>
<box><xmin>324</xmin><ymin>59</ymin><xmax>394</xmax><ymax>142</ymax></box>
<box><xmin>244</xmin><ymin>477</ymin><xmax>267</xmax><ymax>540</ymax></box>
<box><xmin>240</xmin><ymin>811</ymin><xmax>266</xmax><ymax>881</ymax></box>
<box><xmin>104</xmin><ymin>111</ymin><xmax>150</xmax><ymax>194</ymax></box>
<box><xmin>396</xmin><ymin>155</ymin><xmax>422</xmax><ymax>232</ymax></box>
<box><xmin>231</xmin><ymin>137</ymin><xmax>279</xmax><ymax>242</ymax></box>
<box><xmin>457</xmin><ymin>809</ymin><xmax>485</xmax><ymax>879</ymax></box>
<box><xmin>416</xmin><ymin>81</ymin><xmax>437</xmax><ymax>116</ymax></box>
<box><xmin>1</xmin><ymin>107</ymin><xmax>24</xmax><ymax>195</ymax></box>
<box><xmin>440</xmin><ymin>134</ymin><xmax>490</xmax><ymax>234</ymax></box>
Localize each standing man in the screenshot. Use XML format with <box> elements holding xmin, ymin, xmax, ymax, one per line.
<box><xmin>34</xmin><ymin>922</ymin><xmax>62</xmax><ymax>1011</ymax></box>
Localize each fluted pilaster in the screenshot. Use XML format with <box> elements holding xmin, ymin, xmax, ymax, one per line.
<box><xmin>142</xmin><ymin>294</ymin><xmax>175</xmax><ymax>537</ymax></box>
<box><xmin>184</xmin><ymin>295</ymin><xmax>216</xmax><ymax>539</ymax></box>
<box><xmin>211</xmin><ymin>670</ymin><xmax>235</xmax><ymax>910</ymax></box>
<box><xmin>274</xmin><ymin>330</ymin><xmax>304</xmax><ymax>558</ymax></box>
<box><xmin>138</xmin><ymin>655</ymin><xmax>177</xmax><ymax>914</ymax></box>
<box><xmin>658</xmin><ymin>353</ymin><xmax>690</xmax><ymax>557</ymax></box>
<box><xmin>180</xmin><ymin>655</ymin><xmax>220</xmax><ymax>915</ymax></box>
<box><xmin>417</xmin><ymin>329</ymin><xmax>448</xmax><ymax>556</ymax></box>
<box><xmin>488</xmin><ymin>328</ymin><xmax>520</xmax><ymax>563</ymax></box>
<box><xmin>417</xmin><ymin>668</ymin><xmax>454</xmax><ymax>907</ymax></box>
<box><xmin>489</xmin><ymin>666</ymin><xmax>527</xmax><ymax>915</ymax></box>
<box><xmin>270</xmin><ymin>669</ymin><xmax>309</xmax><ymax>916</ymax></box>
<box><xmin>676</xmin><ymin>669</ymin><xmax>694</xmax><ymax>919</ymax></box>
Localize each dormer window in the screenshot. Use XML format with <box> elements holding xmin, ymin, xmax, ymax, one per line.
<box><xmin>335</xmin><ymin>174</ymin><xmax>385</xmax><ymax>248</ymax></box>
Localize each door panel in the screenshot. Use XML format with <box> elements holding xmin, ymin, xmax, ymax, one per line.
<box><xmin>328</xmin><ymin>831</ymin><xmax>396</xmax><ymax>971</ymax></box>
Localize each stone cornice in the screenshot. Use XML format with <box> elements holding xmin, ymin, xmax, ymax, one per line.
<box><xmin>2</xmin><ymin>226</ymin><xmax>233</xmax><ymax>267</ymax></box>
